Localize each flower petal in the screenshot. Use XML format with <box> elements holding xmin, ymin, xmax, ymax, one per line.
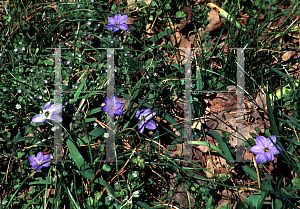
<box><xmin>145</xmin><ymin>120</ymin><xmax>156</xmax><ymax>130</ymax></box>
<box><xmin>108</xmin><ymin>17</ymin><xmax>117</xmax><ymax>25</ymax></box>
<box><xmin>138</xmin><ymin>123</ymin><xmax>145</xmax><ymax>133</ymax></box>
<box><xmin>145</xmin><ymin>111</ymin><xmax>156</xmax><ymax>121</ymax></box>
<box><xmin>35</xmin><ymin>165</ymin><xmax>42</xmax><ymax>171</ymax></box>
<box><xmin>142</xmin><ymin>108</ymin><xmax>152</xmax><ymax>116</ymax></box>
<box><xmin>115</xmin><ymin>13</ymin><xmax>122</xmax><ymax>20</ymax></box>
<box><xmin>269</xmin><ymin>146</ymin><xmax>282</xmax><ymax>155</ymax></box>
<box><xmin>43</xmin><ymin>101</ymin><xmax>51</xmax><ymax>110</ymax></box>
<box><xmin>32</xmin><ymin>114</ymin><xmax>46</xmax><ymax>123</ymax></box>
<box><xmin>112</xmin><ymin>26</ymin><xmax>119</xmax><ymax>32</ymax></box>
<box><xmin>135</xmin><ymin>109</ymin><xmax>141</xmax><ymax>118</ymax></box>
<box><xmin>114</xmin><ymin>102</ymin><xmax>124</xmax><ymax>110</ymax></box>
<box><xmin>256</xmin><ymin>154</ymin><xmax>266</xmax><ymax>164</ymax></box>
<box><xmin>118</xmin><ymin>15</ymin><xmax>128</xmax><ymax>24</ymax></box>
<box><xmin>107</xmin><ymin>96</ymin><xmax>114</xmax><ymax>107</ymax></box>
<box><xmin>30</xmin><ymin>162</ymin><xmax>39</xmax><ymax>170</ymax></box>
<box><xmin>50</xmin><ymin>114</ymin><xmax>63</xmax><ymax>123</ymax></box>
<box><xmin>265</xmin><ymin>151</ymin><xmax>274</xmax><ymax>161</ymax></box>
<box><xmin>42</xmin><ymin>162</ymin><xmax>50</xmax><ymax>168</ymax></box>
<box><xmin>250</xmin><ymin>145</ymin><xmax>265</xmax><ymax>155</ymax></box>
<box><xmin>256</xmin><ymin>136</ymin><xmax>267</xmax><ymax>147</ymax></box>
<box><xmin>43</xmin><ymin>154</ymin><xmax>51</xmax><ymax>161</ymax></box>
<box><xmin>106</xmin><ymin>24</ymin><xmax>114</xmax><ymax>31</ymax></box>
<box><xmin>114</xmin><ymin>108</ymin><xmax>123</xmax><ymax>116</ymax></box>
<box><xmin>114</xmin><ymin>95</ymin><xmax>119</xmax><ymax>102</ymax></box>
<box><xmin>49</xmin><ymin>103</ymin><xmax>63</xmax><ymax>114</ymax></box>
<box><xmin>36</xmin><ymin>152</ymin><xmax>44</xmax><ymax>162</ymax></box>
<box><xmin>28</xmin><ymin>156</ymin><xmax>37</xmax><ymax>164</ymax></box>
<box><xmin>101</xmin><ymin>105</ymin><xmax>108</xmax><ymax>113</ymax></box>
<box><xmin>269</xmin><ymin>135</ymin><xmax>276</xmax><ymax>144</ymax></box>
<box><xmin>107</xmin><ymin>107</ymin><xmax>115</xmax><ymax>117</ymax></box>
<box><xmin>119</xmin><ymin>24</ymin><xmax>128</xmax><ymax>31</ymax></box>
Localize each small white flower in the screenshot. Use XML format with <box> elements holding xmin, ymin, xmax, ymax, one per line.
<box><xmin>67</xmin><ymin>61</ymin><xmax>71</xmax><ymax>65</ymax></box>
<box><xmin>75</xmin><ymin>86</ymin><xmax>78</xmax><ymax>89</ymax></box>
<box><xmin>132</xmin><ymin>190</ymin><xmax>141</xmax><ymax>198</ymax></box>
<box><xmin>111</xmin><ymin>41</ymin><xmax>114</xmax><ymax>44</ymax></box>
<box><xmin>93</xmin><ymin>28</ymin><xmax>97</xmax><ymax>31</ymax></box>
<box><xmin>22</xmin><ymin>47</ymin><xmax>25</xmax><ymax>51</ymax></box>
<box><xmin>87</xmin><ymin>21</ymin><xmax>91</xmax><ymax>26</ymax></box>
<box><xmin>98</xmin><ymin>24</ymin><xmax>101</xmax><ymax>27</ymax></box>
<box><xmin>51</xmin><ymin>126</ymin><xmax>59</xmax><ymax>131</ymax></box>
<box><xmin>38</xmin><ymin>95</ymin><xmax>43</xmax><ymax>99</ymax></box>
<box><xmin>16</xmin><ymin>104</ymin><xmax>21</xmax><ymax>109</ymax></box>
<box><xmin>14</xmin><ymin>48</ymin><xmax>18</xmax><ymax>52</ymax></box>
<box><xmin>114</xmin><ymin>69</ymin><xmax>117</xmax><ymax>72</ymax></box>
<box><xmin>0</xmin><ymin>53</ymin><xmax>2</xmax><ymax>56</ymax></box>
<box><xmin>153</xmin><ymin>73</ymin><xmax>157</xmax><ymax>77</ymax></box>
<box><xmin>18</xmin><ymin>89</ymin><xmax>22</xmax><ymax>93</ymax></box>
<box><xmin>124</xmin><ymin>53</ymin><xmax>127</xmax><ymax>57</ymax></box>
<box><xmin>72</xmin><ymin>53</ymin><xmax>74</xmax><ymax>56</ymax></box>
<box><xmin>77</xmin><ymin>4</ymin><xmax>80</xmax><ymax>8</ymax></box>
<box><xmin>30</xmin><ymin>69</ymin><xmax>33</xmax><ymax>72</ymax></box>
<box><xmin>78</xmin><ymin>54</ymin><xmax>81</xmax><ymax>58</ymax></box>
<box><xmin>44</xmin><ymin>80</ymin><xmax>48</xmax><ymax>83</ymax></box>
<box><xmin>43</xmin><ymin>89</ymin><xmax>48</xmax><ymax>94</ymax></box>
<box><xmin>145</xmin><ymin>75</ymin><xmax>149</xmax><ymax>79</ymax></box>
<box><xmin>69</xmin><ymin>66</ymin><xmax>72</xmax><ymax>69</ymax></box>
<box><xmin>99</xmin><ymin>34</ymin><xmax>102</xmax><ymax>37</ymax></box>
<box><xmin>91</xmin><ymin>0</ymin><xmax>94</xmax><ymax>2</ymax></box>
<box><xmin>93</xmin><ymin>123</ymin><xmax>97</xmax><ymax>127</ymax></box>
<box><xmin>64</xmin><ymin>82</ymin><xmax>68</xmax><ymax>86</ymax></box>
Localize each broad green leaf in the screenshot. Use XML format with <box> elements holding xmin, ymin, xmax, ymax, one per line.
<box><xmin>242</xmin><ymin>165</ymin><xmax>258</xmax><ymax>181</ymax></box>
<box><xmin>207</xmin><ymin>130</ymin><xmax>234</xmax><ymax>162</ymax></box>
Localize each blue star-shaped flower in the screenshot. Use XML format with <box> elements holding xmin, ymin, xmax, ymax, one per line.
<box><xmin>101</xmin><ymin>95</ymin><xmax>124</xmax><ymax>117</ymax></box>
<box><xmin>250</xmin><ymin>135</ymin><xmax>283</xmax><ymax>164</ymax></box>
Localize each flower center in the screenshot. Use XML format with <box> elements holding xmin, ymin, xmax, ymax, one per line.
<box><xmin>111</xmin><ymin>106</ymin><xmax>115</xmax><ymax>110</ymax></box>
<box><xmin>116</xmin><ymin>22</ymin><xmax>119</xmax><ymax>25</ymax></box>
<box><xmin>44</xmin><ymin>111</ymin><xmax>50</xmax><ymax>117</ymax></box>
<box><xmin>264</xmin><ymin>147</ymin><xmax>269</xmax><ymax>152</ymax></box>
<box><xmin>38</xmin><ymin>162</ymin><xmax>42</xmax><ymax>165</ymax></box>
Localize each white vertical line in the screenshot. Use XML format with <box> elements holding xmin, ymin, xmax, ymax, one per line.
<box><xmin>182</xmin><ymin>47</ymin><xmax>193</xmax><ymax>164</ymax></box>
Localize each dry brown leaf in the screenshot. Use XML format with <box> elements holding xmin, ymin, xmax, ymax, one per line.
<box><xmin>205</xmin><ymin>155</ymin><xmax>229</xmax><ymax>178</ymax></box>
<box><xmin>205</xmin><ymin>9</ymin><xmax>225</xmax><ymax>33</ymax></box>
<box><xmin>170</xmin><ymin>31</ymin><xmax>182</xmax><ymax>46</ymax></box>
<box><xmin>281</xmin><ymin>51</ymin><xmax>296</xmax><ymax>61</ymax></box>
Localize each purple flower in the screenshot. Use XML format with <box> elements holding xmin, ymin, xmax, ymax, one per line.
<box><xmin>135</xmin><ymin>108</ymin><xmax>156</xmax><ymax>133</ymax></box>
<box><xmin>28</xmin><ymin>151</ymin><xmax>52</xmax><ymax>171</ymax></box>
<box><xmin>106</xmin><ymin>13</ymin><xmax>128</xmax><ymax>32</ymax></box>
<box><xmin>250</xmin><ymin>135</ymin><xmax>283</xmax><ymax>164</ymax></box>
<box><xmin>101</xmin><ymin>95</ymin><xmax>124</xmax><ymax>117</ymax></box>
<box><xmin>32</xmin><ymin>101</ymin><xmax>63</xmax><ymax>123</ymax></box>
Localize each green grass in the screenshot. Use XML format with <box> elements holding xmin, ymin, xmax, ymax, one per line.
<box><xmin>1</xmin><ymin>0</ymin><xmax>300</xmax><ymax>208</ymax></box>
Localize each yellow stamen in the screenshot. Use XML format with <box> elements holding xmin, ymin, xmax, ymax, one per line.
<box><xmin>45</xmin><ymin>111</ymin><xmax>50</xmax><ymax>117</ymax></box>
<box><xmin>38</xmin><ymin>162</ymin><xmax>42</xmax><ymax>165</ymax></box>
<box><xmin>264</xmin><ymin>147</ymin><xmax>269</xmax><ymax>152</ymax></box>
<box><xmin>111</xmin><ymin>106</ymin><xmax>115</xmax><ymax>110</ymax></box>
<box><xmin>116</xmin><ymin>22</ymin><xmax>119</xmax><ymax>25</ymax></box>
